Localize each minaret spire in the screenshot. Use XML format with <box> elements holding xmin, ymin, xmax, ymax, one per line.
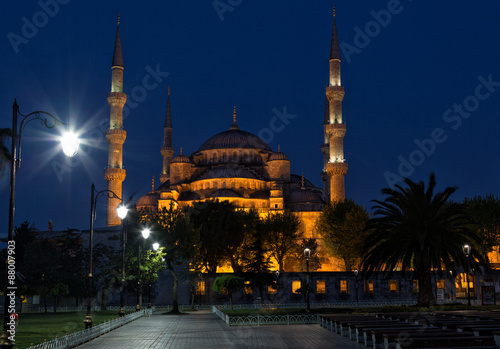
<box><xmin>112</xmin><ymin>13</ymin><xmax>123</xmax><ymax>68</ymax></box>
<box><xmin>105</xmin><ymin>16</ymin><xmax>127</xmax><ymax>226</ymax></box>
<box><xmin>324</xmin><ymin>7</ymin><xmax>348</xmax><ymax>202</ymax></box>
<box><xmin>160</xmin><ymin>87</ymin><xmax>175</xmax><ymax>184</ymax></box>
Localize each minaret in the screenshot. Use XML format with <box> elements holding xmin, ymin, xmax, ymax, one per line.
<box><xmin>104</xmin><ymin>15</ymin><xmax>127</xmax><ymax>226</ymax></box>
<box><xmin>321</xmin><ymin>97</ymin><xmax>330</xmax><ymax>202</ymax></box>
<box><xmin>160</xmin><ymin>87</ymin><xmax>174</xmax><ymax>184</ymax></box>
<box><xmin>325</xmin><ymin>7</ymin><xmax>348</xmax><ymax>202</ymax></box>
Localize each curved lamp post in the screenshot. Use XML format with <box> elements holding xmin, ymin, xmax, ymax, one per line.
<box><xmin>303</xmin><ymin>247</ymin><xmax>311</xmax><ymax>312</ymax></box>
<box><xmin>117</xmin><ymin>205</ymin><xmax>129</xmax><ymax>317</ymax></box>
<box><xmin>85</xmin><ymin>183</ymin><xmax>123</xmax><ymax>329</ymax></box>
<box><xmin>463</xmin><ymin>244</ymin><xmax>471</xmax><ymax>308</ymax></box>
<box><xmin>1</xmin><ymin>100</ymin><xmax>79</xmax><ymax>348</ymax></box>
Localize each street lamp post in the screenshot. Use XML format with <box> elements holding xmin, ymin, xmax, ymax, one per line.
<box><xmin>354</xmin><ymin>269</ymin><xmax>359</xmax><ymax>305</ymax></box>
<box><xmin>117</xmin><ymin>206</ymin><xmax>129</xmax><ymax>317</ymax></box>
<box><xmin>303</xmin><ymin>248</ymin><xmax>311</xmax><ymax>312</ymax></box>
<box><xmin>1</xmin><ymin>100</ymin><xmax>79</xmax><ymax>348</ymax></box>
<box><xmin>275</xmin><ymin>270</ymin><xmax>280</xmax><ymax>307</ymax></box>
<box><xmin>463</xmin><ymin>244</ymin><xmax>471</xmax><ymax>308</ymax></box>
<box><xmin>136</xmin><ymin>229</ymin><xmax>151</xmax><ymax>311</ymax></box>
<box><xmin>85</xmin><ymin>183</ymin><xmax>123</xmax><ymax>329</ymax></box>
<box><xmin>449</xmin><ymin>270</ymin><xmax>454</xmax><ymax>302</ymax></box>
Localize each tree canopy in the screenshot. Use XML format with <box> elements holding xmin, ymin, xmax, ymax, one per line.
<box><xmin>316</xmin><ymin>199</ymin><xmax>369</xmax><ymax>271</ymax></box>
<box><xmin>362</xmin><ymin>173</ymin><xmax>484</xmax><ymax>307</ymax></box>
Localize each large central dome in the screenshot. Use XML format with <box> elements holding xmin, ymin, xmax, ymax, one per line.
<box><xmin>198</xmin><ymin>126</ymin><xmax>271</xmax><ymax>152</ymax></box>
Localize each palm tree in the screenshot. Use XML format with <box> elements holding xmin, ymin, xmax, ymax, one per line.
<box><xmin>362</xmin><ymin>173</ymin><xmax>483</xmax><ymax>307</ymax></box>
<box><xmin>0</xmin><ymin>128</ymin><xmax>12</xmax><ymax>176</ymax></box>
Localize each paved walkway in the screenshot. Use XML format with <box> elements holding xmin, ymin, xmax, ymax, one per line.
<box><xmin>76</xmin><ymin>310</ymin><xmax>364</xmax><ymax>348</ymax></box>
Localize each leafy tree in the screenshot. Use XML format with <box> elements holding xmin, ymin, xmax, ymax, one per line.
<box><xmin>189</xmin><ymin>200</ymin><xmax>244</xmax><ymax>273</ymax></box>
<box><xmin>241</xmin><ymin>210</ymin><xmax>273</xmax><ymax>301</ymax></box>
<box><xmin>90</xmin><ymin>243</ymin><xmax>122</xmax><ymax>310</ymax></box>
<box><xmin>139</xmin><ymin>247</ymin><xmax>167</xmax><ymax>306</ymax></box>
<box><xmin>362</xmin><ymin>173</ymin><xmax>484</xmax><ymax>307</ymax></box>
<box><xmin>24</xmin><ymin>239</ymin><xmax>68</xmax><ymax>313</ymax></box>
<box><xmin>463</xmin><ymin>194</ymin><xmax>500</xmax><ymax>265</ymax></box>
<box><xmin>150</xmin><ymin>204</ymin><xmax>198</xmax><ymax>313</ymax></box>
<box><xmin>212</xmin><ymin>275</ymin><xmax>244</xmax><ymax>309</ymax></box>
<box><xmin>262</xmin><ymin>210</ymin><xmax>302</xmax><ymax>272</ymax></box>
<box><xmin>316</xmin><ymin>199</ymin><xmax>369</xmax><ymax>271</ymax></box>
<box><xmin>286</xmin><ymin>238</ymin><xmax>323</xmax><ymax>272</ymax></box>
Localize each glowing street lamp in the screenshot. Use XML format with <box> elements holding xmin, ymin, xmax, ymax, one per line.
<box><xmin>462</xmin><ymin>244</ymin><xmax>471</xmax><ymax>308</ymax></box>
<box><xmin>117</xmin><ymin>204</ymin><xmax>128</xmax><ymax>317</ymax></box>
<box><xmin>153</xmin><ymin>242</ymin><xmax>160</xmax><ymax>251</ymax></box>
<box><xmin>303</xmin><ymin>248</ymin><xmax>311</xmax><ymax>312</ymax></box>
<box><xmin>2</xmin><ymin>100</ymin><xmax>79</xmax><ymax>348</ymax></box>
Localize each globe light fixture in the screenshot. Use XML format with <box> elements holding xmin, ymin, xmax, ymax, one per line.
<box><xmin>60</xmin><ymin>130</ymin><xmax>80</xmax><ymax>157</ymax></box>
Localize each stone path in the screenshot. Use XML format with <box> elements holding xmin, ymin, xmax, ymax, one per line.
<box><xmin>75</xmin><ymin>310</ymin><xmax>364</xmax><ymax>348</ymax></box>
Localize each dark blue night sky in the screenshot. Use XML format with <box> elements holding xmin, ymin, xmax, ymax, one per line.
<box><xmin>1</xmin><ymin>1</ymin><xmax>500</xmax><ymax>233</ymax></box>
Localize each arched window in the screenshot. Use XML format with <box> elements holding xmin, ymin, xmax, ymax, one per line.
<box><xmin>232</xmin><ymin>152</ymin><xmax>238</xmax><ymax>163</ymax></box>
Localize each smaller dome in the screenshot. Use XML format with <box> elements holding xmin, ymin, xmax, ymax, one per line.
<box><xmin>136</xmin><ymin>192</ymin><xmax>160</xmax><ymax>207</ymax></box>
<box><xmin>171</xmin><ymin>154</ymin><xmax>191</xmax><ymax>164</ymax></box>
<box><xmin>268</xmin><ymin>151</ymin><xmax>289</xmax><ymax>161</ymax></box>
<box><xmin>288</xmin><ymin>189</ymin><xmax>323</xmax><ymax>204</ymax></box>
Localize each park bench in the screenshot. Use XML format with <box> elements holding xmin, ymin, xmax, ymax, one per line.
<box><xmin>319</xmin><ymin>314</ymin><xmax>373</xmax><ymax>332</ymax></box>
<box><xmin>366</xmin><ymin>326</ymin><xmax>446</xmax><ymax>349</ymax></box>
<box><xmin>393</xmin><ymin>335</ymin><xmax>495</xmax><ymax>349</ymax></box>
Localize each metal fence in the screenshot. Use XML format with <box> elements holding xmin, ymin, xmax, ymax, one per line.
<box><xmin>212</xmin><ymin>306</ymin><xmax>319</xmax><ymax>326</ymax></box>
<box><xmin>28</xmin><ymin>308</ymin><xmax>153</xmax><ymax>349</ymax></box>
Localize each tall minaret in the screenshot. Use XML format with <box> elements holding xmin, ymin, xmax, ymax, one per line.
<box><xmin>160</xmin><ymin>87</ymin><xmax>174</xmax><ymax>184</ymax></box>
<box><xmin>104</xmin><ymin>15</ymin><xmax>127</xmax><ymax>226</ymax></box>
<box><xmin>321</xmin><ymin>97</ymin><xmax>330</xmax><ymax>202</ymax></box>
<box><xmin>325</xmin><ymin>7</ymin><xmax>348</xmax><ymax>202</ymax></box>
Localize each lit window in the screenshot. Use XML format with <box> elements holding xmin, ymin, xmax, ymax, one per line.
<box><xmin>244</xmin><ymin>281</ymin><xmax>252</xmax><ymax>295</ymax></box>
<box><xmin>196</xmin><ymin>281</ymin><xmax>205</xmax><ymax>295</ymax></box>
<box><xmin>413</xmin><ymin>280</ymin><xmax>419</xmax><ymax>293</ymax></box>
<box><xmin>364</xmin><ymin>280</ymin><xmax>374</xmax><ymax>293</ymax></box>
<box><xmin>316</xmin><ymin>280</ymin><xmax>326</xmax><ymax>294</ymax></box>
<box><xmin>437</xmin><ymin>279</ymin><xmax>446</xmax><ymax>290</ymax></box>
<box><xmin>268</xmin><ymin>285</ymin><xmax>276</xmax><ymax>294</ymax></box>
<box><xmin>340</xmin><ymin>280</ymin><xmax>349</xmax><ymax>293</ymax></box>
<box><xmin>292</xmin><ymin>280</ymin><xmax>301</xmax><ymax>294</ymax></box>
<box><xmin>389</xmin><ymin>280</ymin><xmax>398</xmax><ymax>293</ymax></box>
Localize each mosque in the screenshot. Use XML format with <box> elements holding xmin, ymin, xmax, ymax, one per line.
<box><xmin>104</xmin><ymin>11</ymin><xmax>348</xmax><ymax>272</ymax></box>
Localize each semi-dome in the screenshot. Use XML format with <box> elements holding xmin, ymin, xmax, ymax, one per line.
<box><xmin>198</xmin><ymin>128</ymin><xmax>271</xmax><ymax>152</ymax></box>
<box><xmin>171</xmin><ymin>153</ymin><xmax>191</xmax><ymax>163</ymax></box>
<box><xmin>136</xmin><ymin>191</ymin><xmax>160</xmax><ymax>207</ymax></box>
<box><xmin>268</xmin><ymin>151</ymin><xmax>289</xmax><ymax>161</ymax></box>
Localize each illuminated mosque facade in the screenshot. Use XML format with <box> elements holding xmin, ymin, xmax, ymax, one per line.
<box><xmin>105</xmin><ymin>12</ymin><xmax>348</xmax><ymax>271</ymax></box>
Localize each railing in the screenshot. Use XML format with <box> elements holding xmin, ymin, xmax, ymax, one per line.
<box><xmin>28</xmin><ymin>308</ymin><xmax>153</xmax><ymax>349</ymax></box>
<box><xmin>212</xmin><ymin>306</ymin><xmax>319</xmax><ymax>326</ymax></box>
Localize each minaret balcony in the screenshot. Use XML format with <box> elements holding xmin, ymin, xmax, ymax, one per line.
<box><xmin>325</xmin><ymin>123</ymin><xmax>346</xmax><ymax>138</ymax></box>
<box><xmin>326</xmin><ymin>86</ymin><xmax>345</xmax><ymax>101</ymax></box>
<box><xmin>107</xmin><ymin>92</ymin><xmax>127</xmax><ymax>106</ymax></box>
<box><xmin>326</xmin><ymin>162</ymin><xmax>348</xmax><ymax>177</ymax></box>
<box><xmin>104</xmin><ymin>167</ymin><xmax>126</xmax><ymax>182</ymax></box>
<box><xmin>106</xmin><ymin>128</ymin><xmax>127</xmax><ymax>144</ymax></box>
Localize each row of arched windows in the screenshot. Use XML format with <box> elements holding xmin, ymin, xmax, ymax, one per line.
<box><xmin>191</xmin><ymin>179</ymin><xmax>267</xmax><ymax>191</ymax></box>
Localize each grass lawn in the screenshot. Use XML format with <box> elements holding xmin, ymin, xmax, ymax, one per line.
<box><xmin>14</xmin><ymin>310</ymin><xmax>131</xmax><ymax>349</ymax></box>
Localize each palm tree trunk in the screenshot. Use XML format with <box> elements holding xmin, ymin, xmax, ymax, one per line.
<box><xmin>417</xmin><ymin>268</ymin><xmax>435</xmax><ymax>307</ymax></box>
